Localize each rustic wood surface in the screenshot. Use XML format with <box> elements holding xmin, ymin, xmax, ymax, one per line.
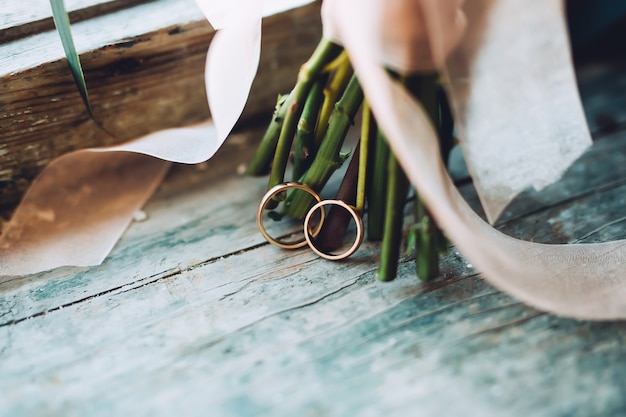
<box><xmin>0</xmin><ymin>0</ymin><xmax>322</xmax><ymax>212</ymax></box>
<box><xmin>1</xmin><ymin>0</ymin><xmax>151</xmax><ymax>43</ymax></box>
<box><xmin>0</xmin><ymin>60</ymin><xmax>625</xmax><ymax>416</ymax></box>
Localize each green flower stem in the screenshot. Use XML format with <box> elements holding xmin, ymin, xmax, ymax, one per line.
<box><xmin>414</xmin><ymin>197</ymin><xmax>442</xmax><ymax>281</ymax></box>
<box><xmin>50</xmin><ymin>0</ymin><xmax>95</xmax><ymax>120</ymax></box>
<box><xmin>245</xmin><ymin>94</ymin><xmax>288</xmax><ymax>176</ymax></box>
<box><xmin>356</xmin><ymin>101</ymin><xmax>371</xmax><ymax>214</ymax></box>
<box><xmin>377</xmin><ymin>151</ymin><xmax>410</xmax><ymax>282</ymax></box>
<box><xmin>267</xmin><ymin>38</ymin><xmax>344</xmax><ymax>192</ymax></box>
<box><xmin>292</xmin><ymin>74</ymin><xmax>327</xmax><ymax>181</ymax></box>
<box><xmin>314</xmin><ymin>52</ymin><xmax>353</xmax><ymax>147</ymax></box>
<box><xmin>312</xmin><ymin>142</ymin><xmax>360</xmax><ymax>252</ymax></box>
<box><xmin>404</xmin><ymin>73</ymin><xmax>448</xmax><ymax>281</ymax></box>
<box><xmin>282</xmin><ymin>75</ymin><xmax>363</xmax><ymax>219</ymax></box>
<box><xmin>366</xmin><ymin>129</ymin><xmax>390</xmax><ymax>241</ymax></box>
<box><xmin>267</xmin><ymin>86</ymin><xmax>313</xmax><ymax>191</ymax></box>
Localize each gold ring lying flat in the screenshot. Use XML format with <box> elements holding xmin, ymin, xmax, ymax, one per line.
<box><xmin>257</xmin><ymin>182</ymin><xmax>324</xmax><ymax>249</ymax></box>
<box><xmin>303</xmin><ymin>199</ymin><xmax>364</xmax><ymax>260</ymax></box>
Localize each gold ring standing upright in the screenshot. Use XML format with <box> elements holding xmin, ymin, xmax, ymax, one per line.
<box><xmin>303</xmin><ymin>199</ymin><xmax>364</xmax><ymax>261</ymax></box>
<box><xmin>257</xmin><ymin>182</ymin><xmax>364</xmax><ymax>260</ymax></box>
<box><xmin>256</xmin><ymin>182</ymin><xmax>324</xmax><ymax>249</ymax></box>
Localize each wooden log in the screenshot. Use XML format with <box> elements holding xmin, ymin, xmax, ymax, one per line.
<box><xmin>0</xmin><ymin>0</ymin><xmax>322</xmax><ymax>212</ymax></box>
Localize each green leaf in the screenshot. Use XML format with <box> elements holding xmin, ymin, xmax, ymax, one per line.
<box><xmin>49</xmin><ymin>0</ymin><xmax>95</xmax><ymax>119</ymax></box>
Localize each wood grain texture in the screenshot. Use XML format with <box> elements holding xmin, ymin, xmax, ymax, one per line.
<box><xmin>0</xmin><ymin>0</ymin><xmax>322</xmax><ymax>212</ymax></box>
<box><xmin>1</xmin><ymin>115</ymin><xmax>625</xmax><ymax>416</ymax></box>
<box><xmin>1</xmin><ymin>0</ymin><xmax>152</xmax><ymax>42</ymax></box>
<box><xmin>1</xmin><ymin>17</ymin><xmax>626</xmax><ymax>417</ymax></box>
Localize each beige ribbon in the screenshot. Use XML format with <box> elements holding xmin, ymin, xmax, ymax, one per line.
<box><xmin>445</xmin><ymin>0</ymin><xmax>592</xmax><ymax>222</ymax></box>
<box><xmin>0</xmin><ymin>1</ymin><xmax>307</xmax><ymax>277</ymax></box>
<box><xmin>4</xmin><ymin>0</ymin><xmax>626</xmax><ymax>321</ymax></box>
<box><xmin>0</xmin><ymin>122</ymin><xmax>219</xmax><ymax>276</ymax></box>
<box><xmin>323</xmin><ymin>0</ymin><xmax>626</xmax><ymax>319</ymax></box>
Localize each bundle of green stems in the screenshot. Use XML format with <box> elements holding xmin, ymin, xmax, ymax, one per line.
<box><xmin>247</xmin><ymin>39</ymin><xmax>453</xmax><ymax>281</ymax></box>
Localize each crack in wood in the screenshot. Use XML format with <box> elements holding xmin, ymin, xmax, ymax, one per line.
<box><xmin>0</xmin><ymin>240</ymin><xmax>271</xmax><ymax>328</ymax></box>
<box><xmin>307</xmin><ymin>279</ymin><xmax>496</xmax><ymax>363</ymax></box>
<box><xmin>187</xmin><ymin>275</ymin><xmax>368</xmax><ymax>353</ymax></box>
<box><xmin>4</xmin><ymin>164</ymin><xmax>623</xmax><ymax>328</ymax></box>
<box><xmin>570</xmin><ymin>215</ymin><xmax>626</xmax><ymax>243</ymax></box>
<box><xmin>494</xmin><ymin>177</ymin><xmax>626</xmax><ymax>228</ymax></box>
<box><xmin>460</xmin><ymin>312</ymin><xmax>547</xmax><ymax>342</ymax></box>
<box><xmin>218</xmin><ymin>281</ymin><xmax>255</xmax><ymax>302</ymax></box>
<box><xmin>462</xmin><ymin>300</ymin><xmax>525</xmax><ymax>318</ymax></box>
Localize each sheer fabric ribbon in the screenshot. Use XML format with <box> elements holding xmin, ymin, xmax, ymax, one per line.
<box><xmin>3</xmin><ymin>0</ymin><xmax>626</xmax><ymax>321</ymax></box>
<box><xmin>322</xmin><ymin>0</ymin><xmax>626</xmax><ymax>319</ymax></box>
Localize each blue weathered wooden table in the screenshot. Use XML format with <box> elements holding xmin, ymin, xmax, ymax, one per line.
<box><xmin>1</xmin><ymin>18</ymin><xmax>626</xmax><ymax>417</ymax></box>
<box><xmin>0</xmin><ymin>61</ymin><xmax>626</xmax><ymax>417</ymax></box>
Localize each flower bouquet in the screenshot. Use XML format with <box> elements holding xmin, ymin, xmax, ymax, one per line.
<box><xmin>3</xmin><ymin>0</ymin><xmax>626</xmax><ymax>320</ymax></box>
<box><xmin>247</xmin><ymin>36</ymin><xmax>453</xmax><ymax>281</ymax></box>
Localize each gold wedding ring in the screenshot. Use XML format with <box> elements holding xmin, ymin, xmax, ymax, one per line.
<box><xmin>257</xmin><ymin>182</ymin><xmax>324</xmax><ymax>249</ymax></box>
<box><xmin>303</xmin><ymin>199</ymin><xmax>364</xmax><ymax>261</ymax></box>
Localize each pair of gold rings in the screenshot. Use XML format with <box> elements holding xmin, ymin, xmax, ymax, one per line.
<box><xmin>256</xmin><ymin>182</ymin><xmax>364</xmax><ymax>260</ymax></box>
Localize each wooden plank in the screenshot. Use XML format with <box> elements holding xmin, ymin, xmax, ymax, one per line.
<box><xmin>1</xmin><ymin>196</ymin><xmax>625</xmax><ymax>416</ymax></box>
<box><xmin>0</xmin><ymin>157</ymin><xmax>625</xmax><ymax>414</ymax></box>
<box><xmin>457</xmin><ymin>128</ymin><xmax>626</xmax><ymax>225</ymax></box>
<box><xmin>0</xmin><ymin>126</ymin><xmax>354</xmax><ymax>325</ymax></box>
<box><xmin>0</xmin><ymin>0</ymin><xmax>152</xmax><ymax>43</ymax></box>
<box><xmin>0</xmin><ymin>131</ymin><xmax>266</xmax><ymax>324</ymax></box>
<box><xmin>1</xmin><ymin>0</ymin><xmax>207</xmax><ymax>74</ymax></box>
<box><xmin>1</xmin><ymin>36</ymin><xmax>625</xmax><ymax>416</ymax></box>
<box><xmin>2</xmin><ymin>125</ymin><xmax>625</xmax><ymax>325</ymax></box>
<box><xmin>0</xmin><ymin>0</ymin><xmax>322</xmax><ymax>212</ymax></box>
